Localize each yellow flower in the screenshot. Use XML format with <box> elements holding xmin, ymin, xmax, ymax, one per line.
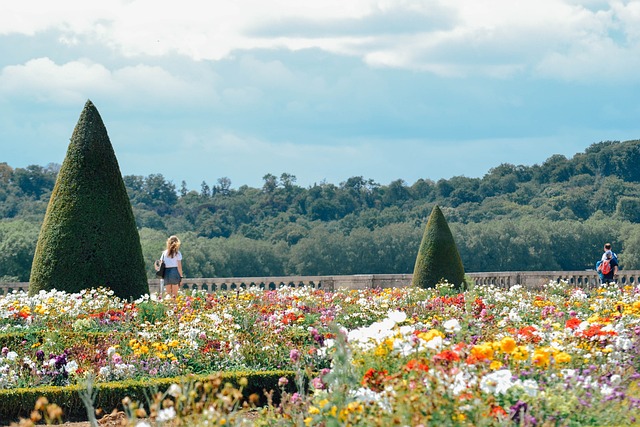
<box><xmin>453</xmin><ymin>413</ymin><xmax>466</xmax><ymax>421</ymax></box>
<box><xmin>499</xmin><ymin>336</ymin><xmax>517</xmax><ymax>354</ymax></box>
<box><xmin>304</xmin><ymin>417</ymin><xmax>313</xmax><ymax>426</ymax></box>
<box><xmin>348</xmin><ymin>402</ymin><xmax>363</xmax><ymax>412</ymax></box>
<box><xmin>532</xmin><ymin>348</ymin><xmax>551</xmax><ymax>367</ymax></box>
<box><xmin>309</xmin><ymin>406</ymin><xmax>320</xmax><ymax>415</ymax></box>
<box><xmin>512</xmin><ymin>346</ymin><xmax>529</xmax><ymax>362</ymax></box>
<box><xmin>490</xmin><ymin>360</ymin><xmax>503</xmax><ymax>370</ymax></box>
<box><xmin>554</xmin><ymin>352</ymin><xmax>571</xmax><ymax>364</ymax></box>
<box><xmin>318</xmin><ymin>399</ymin><xmax>329</xmax><ymax>409</ymax></box>
<box><xmin>329</xmin><ymin>406</ymin><xmax>337</xmax><ymax>417</ymax></box>
<box><xmin>374</xmin><ymin>344</ymin><xmax>389</xmax><ymax>357</ymax></box>
<box><xmin>418</xmin><ymin>329</ymin><xmax>445</xmax><ymax>342</ymax></box>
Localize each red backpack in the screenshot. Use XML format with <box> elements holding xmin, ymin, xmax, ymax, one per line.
<box><xmin>600</xmin><ymin>259</ymin><xmax>611</xmax><ymax>275</ymax></box>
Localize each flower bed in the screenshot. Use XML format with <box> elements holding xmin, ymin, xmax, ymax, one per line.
<box><xmin>2</xmin><ymin>281</ymin><xmax>640</xmax><ymax>425</ymax></box>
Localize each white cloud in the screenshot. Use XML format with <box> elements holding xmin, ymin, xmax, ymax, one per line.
<box><xmin>0</xmin><ymin>57</ymin><xmax>213</xmax><ymax>105</ymax></box>
<box><xmin>2</xmin><ymin>0</ymin><xmax>640</xmax><ymax>82</ymax></box>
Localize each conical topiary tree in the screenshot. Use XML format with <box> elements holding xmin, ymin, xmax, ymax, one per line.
<box><xmin>29</xmin><ymin>100</ymin><xmax>149</xmax><ymax>299</ymax></box>
<box><xmin>412</xmin><ymin>205</ymin><xmax>466</xmax><ymax>289</ymax></box>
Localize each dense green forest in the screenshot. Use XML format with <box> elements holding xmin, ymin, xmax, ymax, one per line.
<box><xmin>2</xmin><ymin>140</ymin><xmax>640</xmax><ymax>282</ymax></box>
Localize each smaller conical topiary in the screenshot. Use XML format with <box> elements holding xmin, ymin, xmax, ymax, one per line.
<box><xmin>29</xmin><ymin>100</ymin><xmax>149</xmax><ymax>299</ymax></box>
<box><xmin>412</xmin><ymin>205</ymin><xmax>466</xmax><ymax>289</ymax></box>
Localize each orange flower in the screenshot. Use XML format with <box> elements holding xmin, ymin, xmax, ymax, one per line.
<box><xmin>490</xmin><ymin>405</ymin><xmax>507</xmax><ymax>418</ymax></box>
<box><xmin>499</xmin><ymin>336</ymin><xmax>517</xmax><ymax>354</ymax></box>
<box><xmin>405</xmin><ymin>359</ymin><xmax>430</xmax><ymax>372</ymax></box>
<box><xmin>470</xmin><ymin>343</ymin><xmax>494</xmax><ymax>361</ymax></box>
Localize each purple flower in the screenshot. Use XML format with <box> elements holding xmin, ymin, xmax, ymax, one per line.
<box><xmin>1</xmin><ymin>347</ymin><xmax>8</xmax><ymax>356</ymax></box>
<box><xmin>510</xmin><ymin>400</ymin><xmax>528</xmax><ymax>424</ymax></box>
<box><xmin>35</xmin><ymin>350</ymin><xmax>45</xmax><ymax>361</ymax></box>
<box><xmin>55</xmin><ymin>354</ymin><xmax>67</xmax><ymax>369</ymax></box>
<box><xmin>289</xmin><ymin>349</ymin><xmax>301</xmax><ymax>363</ymax></box>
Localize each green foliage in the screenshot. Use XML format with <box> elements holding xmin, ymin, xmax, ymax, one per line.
<box><xmin>29</xmin><ymin>100</ymin><xmax>148</xmax><ymax>299</ymax></box>
<box><xmin>5</xmin><ymin>139</ymin><xmax>640</xmax><ymax>277</ymax></box>
<box><xmin>617</xmin><ymin>196</ymin><xmax>640</xmax><ymax>223</ymax></box>
<box><xmin>0</xmin><ymin>220</ymin><xmax>39</xmax><ymax>281</ymax></box>
<box><xmin>412</xmin><ymin>206</ymin><xmax>465</xmax><ymax>289</ymax></box>
<box><xmin>136</xmin><ymin>300</ymin><xmax>167</xmax><ymax>323</ymax></box>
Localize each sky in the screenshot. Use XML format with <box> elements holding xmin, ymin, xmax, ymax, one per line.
<box><xmin>1</xmin><ymin>0</ymin><xmax>640</xmax><ymax>190</ymax></box>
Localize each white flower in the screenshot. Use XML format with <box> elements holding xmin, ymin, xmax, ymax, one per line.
<box><xmin>600</xmin><ymin>385</ymin><xmax>614</xmax><ymax>396</ymax></box>
<box><xmin>610</xmin><ymin>374</ymin><xmax>622</xmax><ymax>386</ymax></box>
<box><xmin>167</xmin><ymin>384</ymin><xmax>182</xmax><ymax>397</ymax></box>
<box><xmin>107</xmin><ymin>347</ymin><xmax>117</xmax><ymax>357</ymax></box>
<box><xmin>135</xmin><ymin>422</ymin><xmax>151</xmax><ymax>427</ymax></box>
<box><xmin>387</xmin><ymin>310</ymin><xmax>407</xmax><ymax>324</ymax></box>
<box><xmin>450</xmin><ymin>371</ymin><xmax>476</xmax><ymax>395</ymax></box>
<box><xmin>514</xmin><ymin>379</ymin><xmax>538</xmax><ymax>397</ymax></box>
<box><xmin>6</xmin><ymin>351</ymin><xmax>18</xmax><ymax>361</ymax></box>
<box><xmin>65</xmin><ymin>360</ymin><xmax>79</xmax><ymax>374</ymax></box>
<box><xmin>615</xmin><ymin>336</ymin><xmax>632</xmax><ymax>350</ymax></box>
<box><xmin>425</xmin><ymin>336</ymin><xmax>443</xmax><ymax>351</ymax></box>
<box><xmin>443</xmin><ymin>319</ymin><xmax>461</xmax><ymax>333</ymax></box>
<box><xmin>480</xmin><ymin>370</ymin><xmax>514</xmax><ymax>395</ymax></box>
<box><xmin>156</xmin><ymin>407</ymin><xmax>176</xmax><ymax>422</ymax></box>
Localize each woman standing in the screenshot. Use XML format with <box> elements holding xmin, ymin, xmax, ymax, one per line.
<box><xmin>156</xmin><ymin>235</ymin><xmax>183</xmax><ymax>298</ymax></box>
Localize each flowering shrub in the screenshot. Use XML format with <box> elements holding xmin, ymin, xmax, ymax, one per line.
<box><xmin>2</xmin><ymin>281</ymin><xmax>640</xmax><ymax>425</ymax></box>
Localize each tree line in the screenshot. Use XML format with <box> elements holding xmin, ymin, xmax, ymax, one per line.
<box><xmin>2</xmin><ymin>140</ymin><xmax>640</xmax><ymax>282</ymax></box>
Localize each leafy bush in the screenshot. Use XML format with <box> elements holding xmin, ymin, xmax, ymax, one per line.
<box><xmin>412</xmin><ymin>205</ymin><xmax>466</xmax><ymax>289</ymax></box>
<box><xmin>29</xmin><ymin>100</ymin><xmax>148</xmax><ymax>299</ymax></box>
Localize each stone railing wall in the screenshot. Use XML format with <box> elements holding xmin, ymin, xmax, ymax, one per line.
<box><xmin>2</xmin><ymin>271</ymin><xmax>639</xmax><ymax>296</ymax></box>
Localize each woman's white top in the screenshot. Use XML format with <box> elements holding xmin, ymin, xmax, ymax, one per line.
<box><xmin>162</xmin><ymin>250</ymin><xmax>182</xmax><ymax>268</ymax></box>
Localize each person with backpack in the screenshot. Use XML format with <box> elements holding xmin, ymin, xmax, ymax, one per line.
<box><xmin>597</xmin><ymin>250</ymin><xmax>618</xmax><ymax>284</ymax></box>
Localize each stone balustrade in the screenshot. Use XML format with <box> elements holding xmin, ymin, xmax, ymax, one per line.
<box><xmin>2</xmin><ymin>271</ymin><xmax>639</xmax><ymax>296</ymax></box>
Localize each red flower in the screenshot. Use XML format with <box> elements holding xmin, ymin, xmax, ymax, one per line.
<box><xmin>434</xmin><ymin>349</ymin><xmax>460</xmax><ymax>363</ymax></box>
<box><xmin>578</xmin><ymin>324</ymin><xmax>617</xmax><ymax>339</ymax></box>
<box><xmin>516</xmin><ymin>326</ymin><xmax>541</xmax><ymax>344</ymax></box>
<box><xmin>565</xmin><ymin>318</ymin><xmax>581</xmax><ymax>330</ymax></box>
<box><xmin>362</xmin><ymin>368</ymin><xmax>389</xmax><ymax>392</ymax></box>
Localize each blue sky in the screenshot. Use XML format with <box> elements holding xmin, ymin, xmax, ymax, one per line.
<box><xmin>1</xmin><ymin>0</ymin><xmax>640</xmax><ymax>190</ymax></box>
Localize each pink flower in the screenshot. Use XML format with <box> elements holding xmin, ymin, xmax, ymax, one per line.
<box><xmin>278</xmin><ymin>377</ymin><xmax>289</xmax><ymax>387</ymax></box>
<box><xmin>289</xmin><ymin>349</ymin><xmax>301</xmax><ymax>363</ymax></box>
<box><xmin>311</xmin><ymin>377</ymin><xmax>325</xmax><ymax>390</ymax></box>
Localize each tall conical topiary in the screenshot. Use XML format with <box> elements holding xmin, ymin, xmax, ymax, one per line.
<box><xmin>412</xmin><ymin>205</ymin><xmax>466</xmax><ymax>289</ymax></box>
<box><xmin>29</xmin><ymin>100</ymin><xmax>149</xmax><ymax>299</ymax></box>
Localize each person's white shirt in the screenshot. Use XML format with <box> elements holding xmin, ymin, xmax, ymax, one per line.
<box><xmin>601</xmin><ymin>250</ymin><xmax>617</xmax><ymax>261</ymax></box>
<box><xmin>162</xmin><ymin>250</ymin><xmax>182</xmax><ymax>268</ymax></box>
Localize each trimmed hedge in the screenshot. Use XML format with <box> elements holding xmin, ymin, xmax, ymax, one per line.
<box><xmin>0</xmin><ymin>370</ymin><xmax>296</xmax><ymax>424</ymax></box>
<box><xmin>412</xmin><ymin>205</ymin><xmax>466</xmax><ymax>289</ymax></box>
<box><xmin>29</xmin><ymin>100</ymin><xmax>148</xmax><ymax>299</ymax></box>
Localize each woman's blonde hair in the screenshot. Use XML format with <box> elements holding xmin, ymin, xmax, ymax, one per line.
<box><xmin>166</xmin><ymin>235</ymin><xmax>181</xmax><ymax>258</ymax></box>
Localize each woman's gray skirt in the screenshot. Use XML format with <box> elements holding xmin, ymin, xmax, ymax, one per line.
<box><xmin>164</xmin><ymin>267</ymin><xmax>181</xmax><ymax>285</ymax></box>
